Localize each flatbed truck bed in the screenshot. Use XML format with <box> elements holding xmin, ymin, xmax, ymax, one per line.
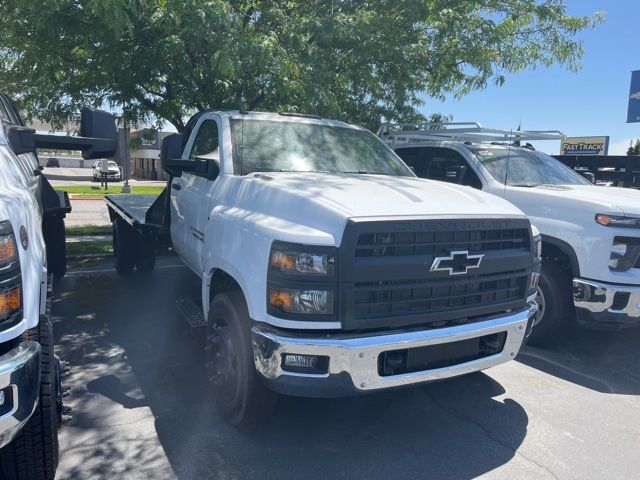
<box><xmin>104</xmin><ymin>188</ymin><xmax>171</xmax><ymax>274</ymax></box>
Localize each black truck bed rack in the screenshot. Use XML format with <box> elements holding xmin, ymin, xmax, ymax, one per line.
<box><xmin>104</xmin><ymin>191</ymin><xmax>169</xmax><ymax>238</ymax></box>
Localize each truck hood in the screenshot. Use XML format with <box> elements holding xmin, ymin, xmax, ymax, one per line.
<box><xmin>249</xmin><ymin>172</ymin><xmax>522</xmax><ymax>218</ymax></box>
<box><xmin>525</xmin><ymin>184</ymin><xmax>640</xmax><ymax>216</ymax></box>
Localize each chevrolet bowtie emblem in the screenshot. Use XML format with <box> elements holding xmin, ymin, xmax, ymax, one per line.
<box><xmin>430</xmin><ymin>250</ymin><xmax>484</xmax><ymax>276</ymax></box>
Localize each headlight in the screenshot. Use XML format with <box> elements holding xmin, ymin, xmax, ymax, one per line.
<box><xmin>0</xmin><ymin>283</ymin><xmax>21</xmax><ymax>319</ymax></box>
<box><xmin>270</xmin><ymin>250</ymin><xmax>335</xmax><ymax>276</ymax></box>
<box><xmin>269</xmin><ymin>288</ymin><xmax>334</xmax><ymax>315</ymax></box>
<box><xmin>268</xmin><ymin>242</ymin><xmax>337</xmax><ymax>318</ymax></box>
<box><xmin>596</xmin><ymin>214</ymin><xmax>640</xmax><ymax>229</ymax></box>
<box><xmin>0</xmin><ymin>233</ymin><xmax>17</xmax><ymax>264</ymax></box>
<box><xmin>609</xmin><ymin>237</ymin><xmax>640</xmax><ymax>271</ymax></box>
<box><xmin>533</xmin><ymin>234</ymin><xmax>542</xmax><ymax>259</ymax></box>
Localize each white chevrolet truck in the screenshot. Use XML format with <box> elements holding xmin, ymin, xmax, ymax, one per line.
<box><xmin>104</xmin><ymin>111</ymin><xmax>540</xmax><ymax>425</ymax></box>
<box><xmin>0</xmin><ymin>94</ymin><xmax>117</xmax><ymax>479</ymax></box>
<box><xmin>381</xmin><ymin>122</ymin><xmax>640</xmax><ymax>344</ymax></box>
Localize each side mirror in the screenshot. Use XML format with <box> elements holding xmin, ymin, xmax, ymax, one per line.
<box><xmin>5</xmin><ymin>107</ymin><xmax>118</xmax><ymax>158</ymax></box>
<box><xmin>79</xmin><ymin>107</ymin><xmax>118</xmax><ymax>159</ymax></box>
<box><xmin>444</xmin><ymin>165</ymin><xmax>467</xmax><ymax>184</ymax></box>
<box><xmin>194</xmin><ymin>155</ymin><xmax>220</xmax><ymax>180</ymax></box>
<box><xmin>160</xmin><ymin>133</ymin><xmax>187</xmax><ymax>176</ymax></box>
<box><xmin>580</xmin><ymin>171</ymin><xmax>596</xmax><ymax>184</ymax></box>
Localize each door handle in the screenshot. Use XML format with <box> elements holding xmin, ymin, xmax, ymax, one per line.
<box><xmin>171</xmin><ymin>183</ymin><xmax>181</xmax><ymax>190</ymax></box>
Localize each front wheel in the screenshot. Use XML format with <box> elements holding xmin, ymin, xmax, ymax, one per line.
<box><xmin>527</xmin><ymin>260</ymin><xmax>574</xmax><ymax>346</ymax></box>
<box><xmin>0</xmin><ymin>318</ymin><xmax>60</xmax><ymax>480</ymax></box>
<box><xmin>206</xmin><ymin>291</ymin><xmax>277</xmax><ymax>427</ymax></box>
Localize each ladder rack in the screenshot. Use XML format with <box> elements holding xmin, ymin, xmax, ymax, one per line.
<box><xmin>377</xmin><ymin>122</ymin><xmax>566</xmax><ymax>146</ymax></box>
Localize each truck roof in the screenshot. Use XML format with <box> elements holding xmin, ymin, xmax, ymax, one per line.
<box><xmin>197</xmin><ymin>110</ymin><xmax>366</xmax><ymax>131</ymax></box>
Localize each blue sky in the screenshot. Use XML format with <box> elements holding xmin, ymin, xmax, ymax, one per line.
<box><xmin>418</xmin><ymin>0</ymin><xmax>639</xmax><ymax>155</ymax></box>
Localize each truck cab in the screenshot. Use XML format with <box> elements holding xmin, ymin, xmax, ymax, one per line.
<box><xmin>106</xmin><ymin>111</ymin><xmax>540</xmax><ymax>425</ymax></box>
<box><xmin>382</xmin><ymin>122</ymin><xmax>640</xmax><ymax>344</ymax></box>
<box><xmin>0</xmin><ymin>99</ymin><xmax>117</xmax><ymax>479</ymax></box>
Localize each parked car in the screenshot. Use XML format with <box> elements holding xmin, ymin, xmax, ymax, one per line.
<box><xmin>45</xmin><ymin>157</ymin><xmax>59</xmax><ymax>167</ymax></box>
<box><xmin>92</xmin><ymin>159</ymin><xmax>122</xmax><ymax>181</ymax></box>
<box><xmin>0</xmin><ymin>93</ymin><xmax>116</xmax><ymax>478</ymax></box>
<box><xmin>103</xmin><ymin>111</ymin><xmax>541</xmax><ymax>426</ymax></box>
<box><xmin>381</xmin><ymin>122</ymin><xmax>640</xmax><ymax>345</ymax></box>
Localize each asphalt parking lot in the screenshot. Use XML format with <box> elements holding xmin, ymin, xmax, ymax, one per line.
<box><xmin>53</xmin><ymin>258</ymin><xmax>640</xmax><ymax>480</ymax></box>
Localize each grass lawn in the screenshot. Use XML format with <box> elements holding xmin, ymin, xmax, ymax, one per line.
<box><xmin>66</xmin><ymin>225</ymin><xmax>112</xmax><ymax>236</ymax></box>
<box><xmin>55</xmin><ymin>185</ymin><xmax>164</xmax><ymax>198</ymax></box>
<box><xmin>66</xmin><ymin>240</ymin><xmax>113</xmax><ymax>256</ymax></box>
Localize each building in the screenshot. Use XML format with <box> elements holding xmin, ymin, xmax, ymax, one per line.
<box><xmin>130</xmin><ymin>129</ymin><xmax>173</xmax><ymax>180</ymax></box>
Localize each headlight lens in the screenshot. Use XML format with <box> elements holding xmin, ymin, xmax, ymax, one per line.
<box><xmin>596</xmin><ymin>214</ymin><xmax>640</xmax><ymax>229</ymax></box>
<box><xmin>269</xmin><ymin>288</ymin><xmax>334</xmax><ymax>314</ymax></box>
<box><xmin>0</xmin><ymin>235</ymin><xmax>17</xmax><ymax>263</ymax></box>
<box><xmin>270</xmin><ymin>250</ymin><xmax>335</xmax><ymax>276</ymax></box>
<box><xmin>0</xmin><ymin>284</ymin><xmax>21</xmax><ymax>319</ymax></box>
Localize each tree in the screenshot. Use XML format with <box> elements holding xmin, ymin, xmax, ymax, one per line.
<box><xmin>627</xmin><ymin>139</ymin><xmax>640</xmax><ymax>156</ymax></box>
<box><xmin>0</xmin><ymin>1</ymin><xmax>602</xmax><ymax>132</ymax></box>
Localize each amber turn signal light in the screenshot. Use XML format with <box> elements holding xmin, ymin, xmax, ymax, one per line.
<box><xmin>0</xmin><ymin>285</ymin><xmax>20</xmax><ymax>319</ymax></box>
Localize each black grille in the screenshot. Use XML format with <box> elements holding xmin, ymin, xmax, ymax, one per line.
<box><xmin>339</xmin><ymin>217</ymin><xmax>534</xmax><ymax>331</ymax></box>
<box><xmin>356</xmin><ymin>228</ymin><xmax>529</xmax><ymax>257</ymax></box>
<box><xmin>351</xmin><ymin>272</ymin><xmax>528</xmax><ymax>321</ymax></box>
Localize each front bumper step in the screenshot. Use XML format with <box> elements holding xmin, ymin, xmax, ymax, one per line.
<box><xmin>252</xmin><ymin>307</ymin><xmax>533</xmax><ymax>397</ymax></box>
<box><xmin>0</xmin><ymin>341</ymin><xmax>41</xmax><ymax>449</ymax></box>
<box><xmin>573</xmin><ymin>277</ymin><xmax>640</xmax><ymax>330</ymax></box>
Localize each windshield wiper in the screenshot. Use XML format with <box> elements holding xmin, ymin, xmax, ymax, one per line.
<box><xmin>509</xmin><ymin>183</ymin><xmax>541</xmax><ymax>188</ymax></box>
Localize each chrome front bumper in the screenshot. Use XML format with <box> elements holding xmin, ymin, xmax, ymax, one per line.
<box><xmin>573</xmin><ymin>277</ymin><xmax>640</xmax><ymax>330</ymax></box>
<box><xmin>252</xmin><ymin>307</ymin><xmax>534</xmax><ymax>397</ymax></box>
<box><xmin>0</xmin><ymin>341</ymin><xmax>41</xmax><ymax>449</ymax></box>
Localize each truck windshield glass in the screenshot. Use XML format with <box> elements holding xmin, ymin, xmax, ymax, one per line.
<box><xmin>230</xmin><ymin>119</ymin><xmax>413</xmax><ymax>176</ymax></box>
<box><xmin>468</xmin><ymin>146</ymin><xmax>591</xmax><ymax>187</ymax></box>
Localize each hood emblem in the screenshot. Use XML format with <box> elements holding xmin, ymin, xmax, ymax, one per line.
<box><xmin>430</xmin><ymin>250</ymin><xmax>484</xmax><ymax>276</ymax></box>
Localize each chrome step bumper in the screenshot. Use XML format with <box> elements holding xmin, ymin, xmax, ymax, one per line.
<box><xmin>252</xmin><ymin>306</ymin><xmax>534</xmax><ymax>397</ymax></box>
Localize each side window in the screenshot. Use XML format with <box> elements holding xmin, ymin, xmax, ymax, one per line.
<box><xmin>396</xmin><ymin>147</ymin><xmax>482</xmax><ymax>189</ymax></box>
<box><xmin>189</xmin><ymin>119</ymin><xmax>219</xmax><ymax>160</ymax></box>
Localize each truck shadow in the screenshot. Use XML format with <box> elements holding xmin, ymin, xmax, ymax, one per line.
<box><xmin>53</xmin><ymin>264</ymin><xmax>529</xmax><ymax>479</ymax></box>
<box><xmin>517</xmin><ymin>322</ymin><xmax>640</xmax><ymax>395</ymax></box>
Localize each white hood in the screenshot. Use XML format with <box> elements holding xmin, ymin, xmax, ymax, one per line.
<box><xmin>521</xmin><ymin>184</ymin><xmax>640</xmax><ymax>216</ymax></box>
<box><xmin>250</xmin><ymin>172</ymin><xmax>523</xmax><ymax>218</ymax></box>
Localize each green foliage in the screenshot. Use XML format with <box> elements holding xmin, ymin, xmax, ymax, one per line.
<box><xmin>627</xmin><ymin>139</ymin><xmax>640</xmax><ymax>156</ymax></box>
<box><xmin>0</xmin><ymin>1</ymin><xmax>602</xmax><ymax>131</ymax></box>
<box><xmin>54</xmin><ymin>185</ymin><xmax>164</xmax><ymax>197</ymax></box>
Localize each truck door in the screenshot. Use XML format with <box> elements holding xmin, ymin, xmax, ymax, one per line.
<box><xmin>0</xmin><ymin>95</ymin><xmax>41</xmax><ymax>205</ymax></box>
<box><xmin>177</xmin><ymin>116</ymin><xmax>221</xmax><ymax>275</ymax></box>
<box><xmin>395</xmin><ymin>146</ymin><xmax>483</xmax><ymax>189</ymax></box>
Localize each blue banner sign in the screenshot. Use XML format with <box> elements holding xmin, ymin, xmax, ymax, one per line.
<box><xmin>627</xmin><ymin>70</ymin><xmax>640</xmax><ymax>123</ymax></box>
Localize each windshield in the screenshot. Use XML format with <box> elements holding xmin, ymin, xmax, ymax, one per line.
<box><xmin>468</xmin><ymin>146</ymin><xmax>591</xmax><ymax>187</ymax></box>
<box><xmin>230</xmin><ymin>119</ymin><xmax>413</xmax><ymax>176</ymax></box>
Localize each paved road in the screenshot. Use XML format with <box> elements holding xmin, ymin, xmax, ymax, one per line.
<box><xmin>53</xmin><ymin>259</ymin><xmax>640</xmax><ymax>479</ymax></box>
<box><xmin>66</xmin><ymin>199</ymin><xmax>111</xmax><ymax>227</ymax></box>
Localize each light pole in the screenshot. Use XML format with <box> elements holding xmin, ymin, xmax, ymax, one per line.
<box><xmin>121</xmin><ymin>111</ymin><xmax>132</xmax><ymax>193</ymax></box>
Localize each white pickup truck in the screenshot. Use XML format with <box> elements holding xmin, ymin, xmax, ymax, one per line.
<box><xmin>381</xmin><ymin>122</ymin><xmax>640</xmax><ymax>344</ymax></box>
<box><xmin>0</xmin><ymin>94</ymin><xmax>117</xmax><ymax>479</ymax></box>
<box><xmin>104</xmin><ymin>111</ymin><xmax>540</xmax><ymax>425</ymax></box>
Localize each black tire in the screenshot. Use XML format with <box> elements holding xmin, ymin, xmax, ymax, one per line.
<box><xmin>0</xmin><ymin>318</ymin><xmax>60</xmax><ymax>480</ymax></box>
<box><xmin>135</xmin><ymin>236</ymin><xmax>156</xmax><ymax>273</ymax></box>
<box><xmin>206</xmin><ymin>291</ymin><xmax>277</xmax><ymax>427</ymax></box>
<box><xmin>42</xmin><ymin>215</ymin><xmax>66</xmax><ymax>279</ymax></box>
<box><xmin>113</xmin><ymin>219</ymin><xmax>135</xmax><ymax>275</ymax></box>
<box><xmin>527</xmin><ymin>260</ymin><xmax>574</xmax><ymax>346</ymax></box>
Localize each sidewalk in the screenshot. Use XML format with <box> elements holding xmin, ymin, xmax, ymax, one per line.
<box><xmin>66</xmin><ymin>199</ymin><xmax>110</xmax><ymax>226</ymax></box>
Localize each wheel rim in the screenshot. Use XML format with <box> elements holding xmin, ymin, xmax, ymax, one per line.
<box><xmin>206</xmin><ymin>319</ymin><xmax>239</xmax><ymax>404</ymax></box>
<box><xmin>533</xmin><ymin>286</ymin><xmax>546</xmax><ymax>328</ymax></box>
